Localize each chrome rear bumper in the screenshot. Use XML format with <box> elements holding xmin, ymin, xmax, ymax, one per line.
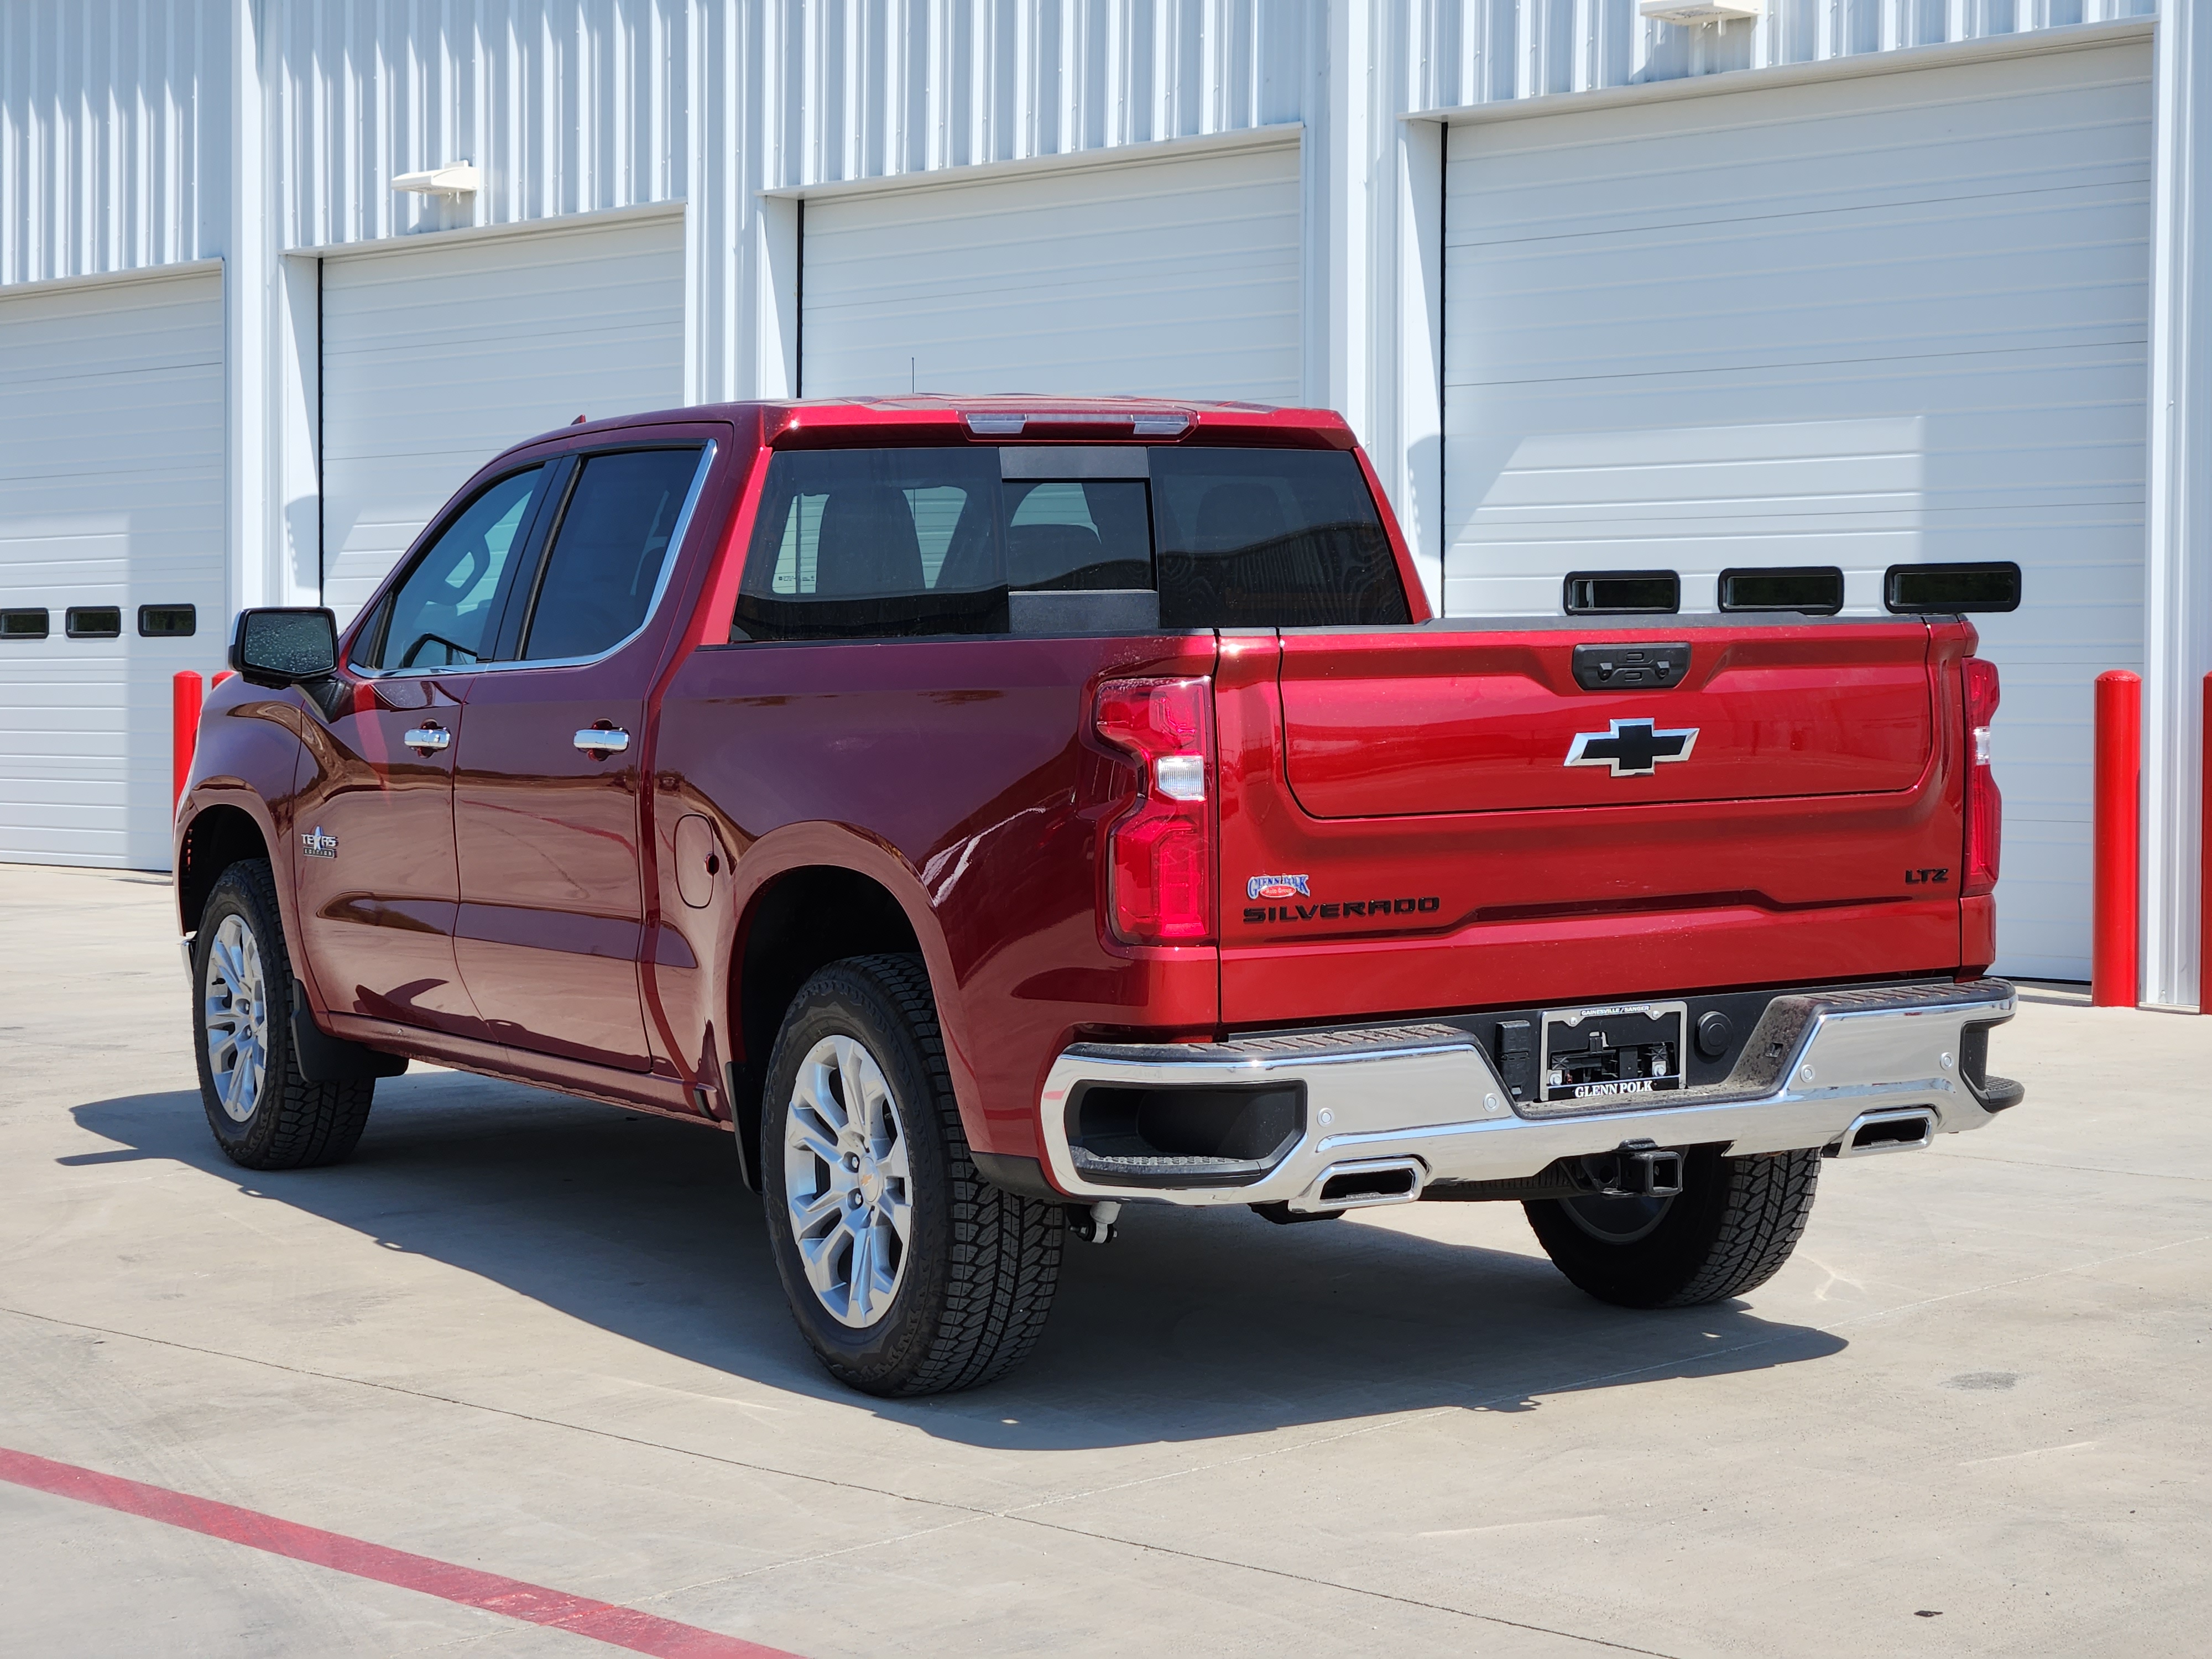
<box><xmin>1037</xmin><ymin>978</ymin><xmax>2017</xmax><ymax>1207</ymax></box>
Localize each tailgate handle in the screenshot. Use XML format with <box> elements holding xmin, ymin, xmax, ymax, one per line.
<box><xmin>1571</xmin><ymin>643</ymin><xmax>1691</xmax><ymax>692</ymax></box>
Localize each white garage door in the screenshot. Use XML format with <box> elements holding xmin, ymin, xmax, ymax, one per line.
<box><xmin>0</xmin><ymin>267</ymin><xmax>226</xmax><ymax>870</ymax></box>
<box><xmin>801</xmin><ymin>138</ymin><xmax>1301</xmax><ymax>404</ymax></box>
<box><xmin>1442</xmin><ymin>40</ymin><xmax>2153</xmax><ymax>981</ymax></box>
<box><xmin>321</xmin><ymin>212</ymin><xmax>685</xmax><ymax>621</ymax></box>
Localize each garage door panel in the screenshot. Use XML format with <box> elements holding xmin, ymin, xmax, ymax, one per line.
<box><xmin>1448</xmin><ymin>349</ymin><xmax>2146</xmax><ymax>550</ymax></box>
<box><xmin>320</xmin><ymin>213</ymin><xmax>684</xmax><ymax>623</ymax></box>
<box><xmin>1454</xmin><ymin>46</ymin><xmax>2151</xmax><ymax>242</ymax></box>
<box><xmin>1457</xmin><ymin>204</ymin><xmax>2150</xmax><ymax>383</ymax></box>
<box><xmin>1</xmin><ymin>268</ymin><xmax>225</xmax><ymax>871</ymax></box>
<box><xmin>802</xmin><ymin>141</ymin><xmax>1301</xmax><ymax>404</ymax></box>
<box><xmin>1444</xmin><ymin>44</ymin><xmax>2151</xmax><ymax>979</ymax></box>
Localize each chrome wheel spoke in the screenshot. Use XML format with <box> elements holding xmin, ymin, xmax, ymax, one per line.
<box><xmin>844</xmin><ymin>1216</ymin><xmax>877</xmax><ymax>1322</ymax></box>
<box><xmin>791</xmin><ymin>1186</ymin><xmax>845</xmax><ymax>1237</ymax></box>
<box><xmin>796</xmin><ymin>1226</ymin><xmax>848</xmax><ymax>1301</ymax></box>
<box><xmin>877</xmin><ymin>1182</ymin><xmax>912</xmax><ymax>1248</ymax></box>
<box><xmin>788</xmin><ymin>1114</ymin><xmax>841</xmax><ymax>1170</ymax></box>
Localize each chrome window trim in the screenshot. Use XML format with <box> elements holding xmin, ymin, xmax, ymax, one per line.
<box><xmin>356</xmin><ymin>439</ymin><xmax>717</xmax><ymax>680</ymax></box>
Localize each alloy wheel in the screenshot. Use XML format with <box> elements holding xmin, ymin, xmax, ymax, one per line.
<box><xmin>782</xmin><ymin>1035</ymin><xmax>914</xmax><ymax>1328</ymax></box>
<box><xmin>203</xmin><ymin>913</ymin><xmax>269</xmax><ymax>1124</ymax></box>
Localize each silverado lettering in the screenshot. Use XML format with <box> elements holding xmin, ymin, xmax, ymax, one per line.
<box><xmin>1240</xmin><ymin>896</ymin><xmax>1443</xmax><ymax>925</ymax></box>
<box><xmin>177</xmin><ymin>395</ymin><xmax>2022</xmax><ymax>1397</ymax></box>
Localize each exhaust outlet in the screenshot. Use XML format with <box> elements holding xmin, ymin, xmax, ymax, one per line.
<box><xmin>1290</xmin><ymin>1157</ymin><xmax>1426</xmax><ymax>1214</ymax></box>
<box><xmin>1832</xmin><ymin>1108</ymin><xmax>1937</xmax><ymax>1157</ymax></box>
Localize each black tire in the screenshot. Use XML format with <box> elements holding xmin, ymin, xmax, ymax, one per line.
<box><xmin>191</xmin><ymin>859</ymin><xmax>375</xmax><ymax>1170</ymax></box>
<box><xmin>1523</xmin><ymin>1144</ymin><xmax>1819</xmax><ymax>1309</ymax></box>
<box><xmin>759</xmin><ymin>954</ymin><xmax>1061</xmax><ymax>1396</ymax></box>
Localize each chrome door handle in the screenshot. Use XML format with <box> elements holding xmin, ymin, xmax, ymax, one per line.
<box><xmin>403</xmin><ymin>726</ymin><xmax>451</xmax><ymax>753</ymax></box>
<box><xmin>575</xmin><ymin>727</ymin><xmax>630</xmax><ymax>754</ymax></box>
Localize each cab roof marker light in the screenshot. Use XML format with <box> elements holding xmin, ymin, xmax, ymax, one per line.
<box><xmin>959</xmin><ymin>410</ymin><xmax>1193</xmax><ymax>439</ymax></box>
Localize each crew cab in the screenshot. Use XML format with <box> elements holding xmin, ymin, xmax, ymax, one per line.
<box><xmin>176</xmin><ymin>397</ymin><xmax>2021</xmax><ymax>1395</ymax></box>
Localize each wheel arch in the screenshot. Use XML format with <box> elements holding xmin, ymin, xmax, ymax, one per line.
<box><xmin>722</xmin><ymin>828</ymin><xmax>970</xmax><ymax>1191</ymax></box>
<box><xmin>177</xmin><ymin>802</ymin><xmax>275</xmax><ymax>938</ymax></box>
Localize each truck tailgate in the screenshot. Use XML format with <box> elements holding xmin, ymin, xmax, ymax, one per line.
<box><xmin>1278</xmin><ymin>626</ymin><xmax>1933</xmax><ymax>815</ymax></box>
<box><xmin>1215</xmin><ymin>621</ymin><xmax>1971</xmax><ymax>1027</ymax></box>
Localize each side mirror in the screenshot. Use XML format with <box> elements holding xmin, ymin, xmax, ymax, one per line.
<box><xmin>229</xmin><ymin>608</ymin><xmax>338</xmax><ymax>685</ymax></box>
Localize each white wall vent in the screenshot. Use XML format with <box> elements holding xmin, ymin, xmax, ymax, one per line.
<box><xmin>392</xmin><ymin>163</ymin><xmax>481</xmax><ymax>198</ymax></box>
<box><xmin>1639</xmin><ymin>1</ymin><xmax>1761</xmax><ymax>23</ymax></box>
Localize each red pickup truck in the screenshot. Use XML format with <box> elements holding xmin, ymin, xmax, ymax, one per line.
<box><xmin>176</xmin><ymin>397</ymin><xmax>2020</xmax><ymax>1396</ymax></box>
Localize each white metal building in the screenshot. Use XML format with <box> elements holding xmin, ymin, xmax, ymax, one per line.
<box><xmin>2</xmin><ymin>1</ymin><xmax>2205</xmax><ymax>1006</ymax></box>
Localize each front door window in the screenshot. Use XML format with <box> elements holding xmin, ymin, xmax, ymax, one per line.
<box><xmin>362</xmin><ymin>467</ymin><xmax>542</xmax><ymax>670</ymax></box>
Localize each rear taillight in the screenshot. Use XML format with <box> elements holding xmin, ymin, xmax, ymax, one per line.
<box><xmin>1962</xmin><ymin>656</ymin><xmax>2002</xmax><ymax>897</ymax></box>
<box><xmin>1094</xmin><ymin>677</ymin><xmax>1214</xmax><ymax>945</ymax></box>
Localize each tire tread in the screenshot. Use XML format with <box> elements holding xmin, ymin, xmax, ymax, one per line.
<box><xmin>775</xmin><ymin>954</ymin><xmax>1061</xmax><ymax>1396</ymax></box>
<box><xmin>1661</xmin><ymin>1148</ymin><xmax>1820</xmax><ymax>1307</ymax></box>
<box><xmin>196</xmin><ymin>860</ymin><xmax>375</xmax><ymax>1171</ymax></box>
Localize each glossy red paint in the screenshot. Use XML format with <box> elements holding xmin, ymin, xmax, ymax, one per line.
<box><xmin>650</xmin><ymin>631</ymin><xmax>1220</xmax><ymax>1162</ymax></box>
<box><xmin>177</xmin><ymin>397</ymin><xmax>1996</xmax><ymax>1182</ymax></box>
<box><xmin>1277</xmin><ymin>623</ymin><xmax>1934</xmax><ymax>817</ymax></box>
<box><xmin>292</xmin><ymin>674</ymin><xmax>486</xmax><ymax>1039</ymax></box>
<box><xmin>453</xmin><ymin>661</ymin><xmax>657</xmax><ymax>1070</ymax></box>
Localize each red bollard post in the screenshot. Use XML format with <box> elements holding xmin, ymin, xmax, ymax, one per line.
<box><xmin>2091</xmin><ymin>670</ymin><xmax>2142</xmax><ymax>1008</ymax></box>
<box><xmin>172</xmin><ymin>670</ymin><xmax>204</xmax><ymax>808</ymax></box>
<box><xmin>213</xmin><ymin>669</ymin><xmax>235</xmax><ymax>686</ymax></box>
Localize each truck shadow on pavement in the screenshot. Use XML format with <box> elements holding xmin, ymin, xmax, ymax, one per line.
<box><xmin>70</xmin><ymin>1070</ymin><xmax>1846</xmax><ymax>1449</ymax></box>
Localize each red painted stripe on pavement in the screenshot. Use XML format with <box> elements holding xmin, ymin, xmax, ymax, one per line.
<box><xmin>0</xmin><ymin>1447</ymin><xmax>802</xmax><ymax>1659</ymax></box>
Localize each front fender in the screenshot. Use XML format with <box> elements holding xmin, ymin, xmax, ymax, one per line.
<box><xmin>173</xmin><ymin>682</ymin><xmax>307</xmax><ymax>966</ymax></box>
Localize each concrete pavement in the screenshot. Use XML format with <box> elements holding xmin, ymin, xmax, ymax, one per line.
<box><xmin>1</xmin><ymin>863</ymin><xmax>2205</xmax><ymax>1656</ymax></box>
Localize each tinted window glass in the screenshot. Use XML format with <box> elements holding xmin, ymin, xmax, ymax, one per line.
<box><xmin>139</xmin><ymin>604</ymin><xmax>196</xmax><ymax>637</ymax></box>
<box><xmin>1885</xmin><ymin>561</ymin><xmax>2022</xmax><ymax>614</ymax></box>
<box><xmin>522</xmin><ymin>448</ymin><xmax>705</xmax><ymax>661</ymax></box>
<box><xmin>1005</xmin><ymin>480</ymin><xmax>1152</xmax><ymax>591</ymax></box>
<box><xmin>368</xmin><ymin>467</ymin><xmax>542</xmax><ymax>670</ymax></box>
<box><xmin>1148</xmin><ymin>449</ymin><xmax>1407</xmax><ymax>628</ymax></box>
<box><xmin>1564</xmin><ymin>571</ymin><xmax>1679</xmax><ymax>615</ymax></box>
<box><xmin>736</xmin><ymin>448</ymin><xmax>1006</xmax><ymax>640</ymax></box>
<box><xmin>1719</xmin><ymin>567</ymin><xmax>1843</xmax><ymax>614</ymax></box>
<box><xmin>65</xmin><ymin>606</ymin><xmax>123</xmax><ymax>639</ymax></box>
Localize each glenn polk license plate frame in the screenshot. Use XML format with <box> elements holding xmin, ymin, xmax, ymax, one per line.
<box><xmin>1537</xmin><ymin>1000</ymin><xmax>1689</xmax><ymax>1108</ymax></box>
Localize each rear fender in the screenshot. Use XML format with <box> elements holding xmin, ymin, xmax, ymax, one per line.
<box><xmin>717</xmin><ymin>822</ymin><xmax>979</xmax><ymax>1146</ymax></box>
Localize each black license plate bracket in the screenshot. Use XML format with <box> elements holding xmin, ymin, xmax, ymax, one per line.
<box><xmin>1539</xmin><ymin>1002</ymin><xmax>1688</xmax><ymax>1105</ymax></box>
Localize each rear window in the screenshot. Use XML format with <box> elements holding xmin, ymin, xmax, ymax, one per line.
<box><xmin>732</xmin><ymin>445</ymin><xmax>1407</xmax><ymax>640</ymax></box>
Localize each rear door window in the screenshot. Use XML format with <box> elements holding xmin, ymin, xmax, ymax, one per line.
<box><xmin>520</xmin><ymin>447</ymin><xmax>707</xmax><ymax>661</ymax></box>
<box><xmin>1149</xmin><ymin>448</ymin><xmax>1408</xmax><ymax>628</ymax></box>
<box><xmin>736</xmin><ymin>448</ymin><xmax>1007</xmax><ymax>639</ymax></box>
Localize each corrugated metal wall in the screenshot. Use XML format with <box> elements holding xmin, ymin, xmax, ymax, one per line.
<box><xmin>0</xmin><ymin>0</ymin><xmax>227</xmax><ymax>285</ymax></box>
<box><xmin>268</xmin><ymin>0</ymin><xmax>687</xmax><ymax>248</ymax></box>
<box><xmin>1399</xmin><ymin>0</ymin><xmax>2156</xmax><ymax>113</ymax></box>
<box><xmin>3</xmin><ymin>2</ymin><xmax>2155</xmax><ymax>284</ymax></box>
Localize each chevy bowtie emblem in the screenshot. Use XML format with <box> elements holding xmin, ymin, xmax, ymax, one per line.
<box><xmin>1566</xmin><ymin>719</ymin><xmax>1699</xmax><ymax>778</ymax></box>
<box><xmin>300</xmin><ymin>825</ymin><xmax>339</xmax><ymax>859</ymax></box>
